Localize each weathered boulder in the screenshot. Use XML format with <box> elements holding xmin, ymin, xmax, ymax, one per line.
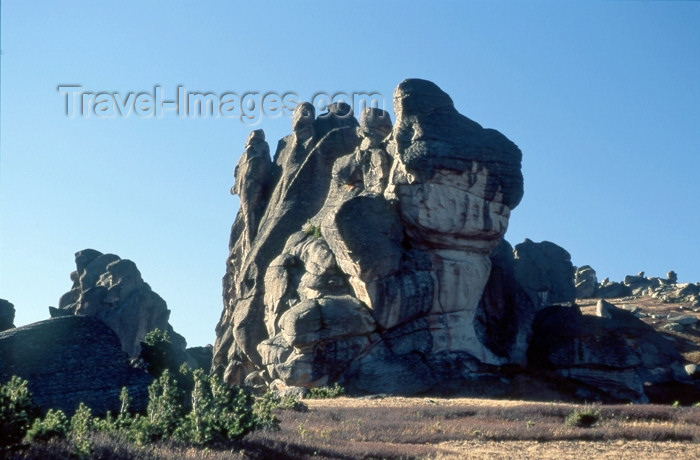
<box><xmin>513</xmin><ymin>239</ymin><xmax>576</xmax><ymax>309</ymax></box>
<box><xmin>686</xmin><ymin>364</ymin><xmax>700</xmax><ymax>379</ymax></box>
<box><xmin>574</xmin><ymin>265</ymin><xmax>597</xmax><ymax>298</ymax></box>
<box><xmin>214</xmin><ymin>79</ymin><xmax>532</xmax><ymax>394</ymax></box>
<box><xmin>0</xmin><ymin>299</ymin><xmax>15</xmax><ymax>332</ymax></box>
<box><xmin>57</xmin><ymin>249</ymin><xmax>188</xmax><ymax>359</ymax></box>
<box><xmin>528</xmin><ymin>303</ymin><xmax>691</xmax><ymax>403</ymax></box>
<box><xmin>624</xmin><ymin>274</ymin><xmax>654</xmax><ymax>296</ymax></box>
<box><xmin>596</xmin><ymin>279</ymin><xmax>631</xmax><ymax>298</ymax></box>
<box><xmin>0</xmin><ymin>316</ymin><xmax>152</xmax><ymax>415</ymax></box>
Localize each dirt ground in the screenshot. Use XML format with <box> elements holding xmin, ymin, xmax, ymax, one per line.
<box><xmin>432</xmin><ymin>439</ymin><xmax>700</xmax><ymax>459</ymax></box>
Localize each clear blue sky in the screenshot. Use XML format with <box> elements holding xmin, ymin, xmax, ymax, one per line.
<box><xmin>1</xmin><ymin>1</ymin><xmax>699</xmax><ymax>348</ymax></box>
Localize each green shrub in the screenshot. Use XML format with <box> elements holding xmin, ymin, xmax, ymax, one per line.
<box><xmin>25</xmin><ymin>409</ymin><xmax>69</xmax><ymax>443</ymax></box>
<box><xmin>307</xmin><ymin>382</ymin><xmax>345</xmax><ymax>399</ymax></box>
<box><xmin>141</xmin><ymin>369</ymin><xmax>185</xmax><ymax>443</ymax></box>
<box><xmin>119</xmin><ymin>368</ymin><xmax>272</xmax><ymax>447</ymax></box>
<box><xmin>69</xmin><ymin>403</ymin><xmax>95</xmax><ymax>456</ymax></box>
<box><xmin>11</xmin><ymin>369</ymin><xmax>273</xmax><ymax>450</ymax></box>
<box><xmin>302</xmin><ymin>220</ymin><xmax>323</xmax><ymax>240</ymax></box>
<box><xmin>565</xmin><ymin>408</ymin><xmax>600</xmax><ymax>428</ymax></box>
<box><xmin>0</xmin><ymin>376</ymin><xmax>38</xmax><ymax>447</ymax></box>
<box><xmin>140</xmin><ymin>328</ymin><xmax>177</xmax><ymax>377</ymax></box>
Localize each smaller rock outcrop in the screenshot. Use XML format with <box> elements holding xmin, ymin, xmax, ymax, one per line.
<box><xmin>57</xmin><ymin>249</ymin><xmax>189</xmax><ymax>358</ymax></box>
<box><xmin>0</xmin><ymin>299</ymin><xmax>15</xmax><ymax>332</ymax></box>
<box><xmin>593</xmin><ymin>270</ymin><xmax>700</xmax><ymax>307</ymax></box>
<box><xmin>574</xmin><ymin>265</ymin><xmax>597</xmax><ymax>298</ymax></box>
<box><xmin>513</xmin><ymin>240</ymin><xmax>576</xmax><ymax>309</ymax></box>
<box><xmin>0</xmin><ymin>316</ymin><xmax>152</xmax><ymax>415</ymax></box>
<box><xmin>596</xmin><ymin>279</ymin><xmax>631</xmax><ymax>299</ymax></box>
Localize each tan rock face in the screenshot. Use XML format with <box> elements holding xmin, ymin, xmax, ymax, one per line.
<box><xmin>390</xmin><ymin>168</ymin><xmax>510</xmax><ymax>252</ymax></box>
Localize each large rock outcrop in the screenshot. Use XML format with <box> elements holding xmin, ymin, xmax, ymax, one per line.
<box><xmin>57</xmin><ymin>249</ymin><xmax>188</xmax><ymax>358</ymax></box>
<box><xmin>214</xmin><ymin>79</ymin><xmax>533</xmax><ymax>394</ymax></box>
<box><xmin>0</xmin><ymin>316</ymin><xmax>152</xmax><ymax>415</ymax></box>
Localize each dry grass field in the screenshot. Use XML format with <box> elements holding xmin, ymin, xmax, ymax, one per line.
<box><xmin>239</xmin><ymin>396</ymin><xmax>700</xmax><ymax>459</ymax></box>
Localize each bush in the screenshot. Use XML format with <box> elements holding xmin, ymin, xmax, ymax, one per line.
<box><xmin>140</xmin><ymin>328</ymin><xmax>178</xmax><ymax>377</ymax></box>
<box><xmin>565</xmin><ymin>408</ymin><xmax>600</xmax><ymax>428</ymax></box>
<box><xmin>25</xmin><ymin>409</ymin><xmax>69</xmax><ymax>443</ymax></box>
<box><xmin>302</xmin><ymin>220</ymin><xmax>323</xmax><ymax>240</ymax></box>
<box><xmin>130</xmin><ymin>369</ymin><xmax>185</xmax><ymax>444</ymax></box>
<box><xmin>0</xmin><ymin>376</ymin><xmax>38</xmax><ymax>447</ymax></box>
<box><xmin>7</xmin><ymin>370</ymin><xmax>276</xmax><ymax>452</ymax></box>
<box><xmin>69</xmin><ymin>403</ymin><xmax>96</xmax><ymax>456</ymax></box>
<box><xmin>307</xmin><ymin>383</ymin><xmax>345</xmax><ymax>399</ymax></box>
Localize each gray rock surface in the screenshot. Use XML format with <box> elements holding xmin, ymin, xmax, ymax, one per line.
<box><xmin>0</xmin><ymin>299</ymin><xmax>15</xmax><ymax>332</ymax></box>
<box><xmin>0</xmin><ymin>316</ymin><xmax>152</xmax><ymax>415</ymax></box>
<box><xmin>574</xmin><ymin>265</ymin><xmax>597</xmax><ymax>298</ymax></box>
<box><xmin>596</xmin><ymin>280</ymin><xmax>631</xmax><ymax>299</ymax></box>
<box><xmin>594</xmin><ymin>270</ymin><xmax>700</xmax><ymax>307</ymax></box>
<box><xmin>214</xmin><ymin>79</ymin><xmax>531</xmax><ymax>393</ymax></box>
<box><xmin>529</xmin><ymin>303</ymin><xmax>691</xmax><ymax>403</ymax></box>
<box><xmin>57</xmin><ymin>249</ymin><xmax>188</xmax><ymax>358</ymax></box>
<box><xmin>513</xmin><ymin>239</ymin><xmax>576</xmax><ymax>309</ymax></box>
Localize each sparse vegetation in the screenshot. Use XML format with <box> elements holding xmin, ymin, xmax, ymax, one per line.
<box><xmin>302</xmin><ymin>220</ymin><xmax>323</xmax><ymax>240</ymax></box>
<box><xmin>565</xmin><ymin>408</ymin><xmax>600</xmax><ymax>428</ymax></box>
<box><xmin>307</xmin><ymin>382</ymin><xmax>345</xmax><ymax>399</ymax></box>
<box><xmin>3</xmin><ymin>394</ymin><xmax>700</xmax><ymax>459</ymax></box>
<box><xmin>0</xmin><ymin>370</ymin><xmax>277</xmax><ymax>458</ymax></box>
<box><xmin>0</xmin><ymin>375</ymin><xmax>38</xmax><ymax>447</ymax></box>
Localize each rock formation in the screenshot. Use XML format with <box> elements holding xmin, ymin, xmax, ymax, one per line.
<box><xmin>213</xmin><ymin>78</ymin><xmax>698</xmax><ymax>402</ymax></box>
<box><xmin>529</xmin><ymin>301</ymin><xmax>694</xmax><ymax>403</ymax></box>
<box><xmin>513</xmin><ymin>239</ymin><xmax>576</xmax><ymax>310</ymax></box>
<box><xmin>57</xmin><ymin>249</ymin><xmax>189</xmax><ymax>358</ymax></box>
<box><xmin>0</xmin><ymin>316</ymin><xmax>152</xmax><ymax>415</ymax></box>
<box><xmin>593</xmin><ymin>270</ymin><xmax>700</xmax><ymax>307</ymax></box>
<box><xmin>0</xmin><ymin>299</ymin><xmax>15</xmax><ymax>332</ymax></box>
<box><xmin>574</xmin><ymin>265</ymin><xmax>598</xmax><ymax>298</ymax></box>
<box><xmin>214</xmin><ymin>79</ymin><xmax>532</xmax><ymax>394</ymax></box>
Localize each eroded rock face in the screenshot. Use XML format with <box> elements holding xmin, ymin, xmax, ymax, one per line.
<box><xmin>57</xmin><ymin>249</ymin><xmax>188</xmax><ymax>358</ymax></box>
<box><xmin>0</xmin><ymin>316</ymin><xmax>152</xmax><ymax>415</ymax></box>
<box><xmin>214</xmin><ymin>79</ymin><xmax>532</xmax><ymax>394</ymax></box>
<box><xmin>574</xmin><ymin>265</ymin><xmax>598</xmax><ymax>298</ymax></box>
